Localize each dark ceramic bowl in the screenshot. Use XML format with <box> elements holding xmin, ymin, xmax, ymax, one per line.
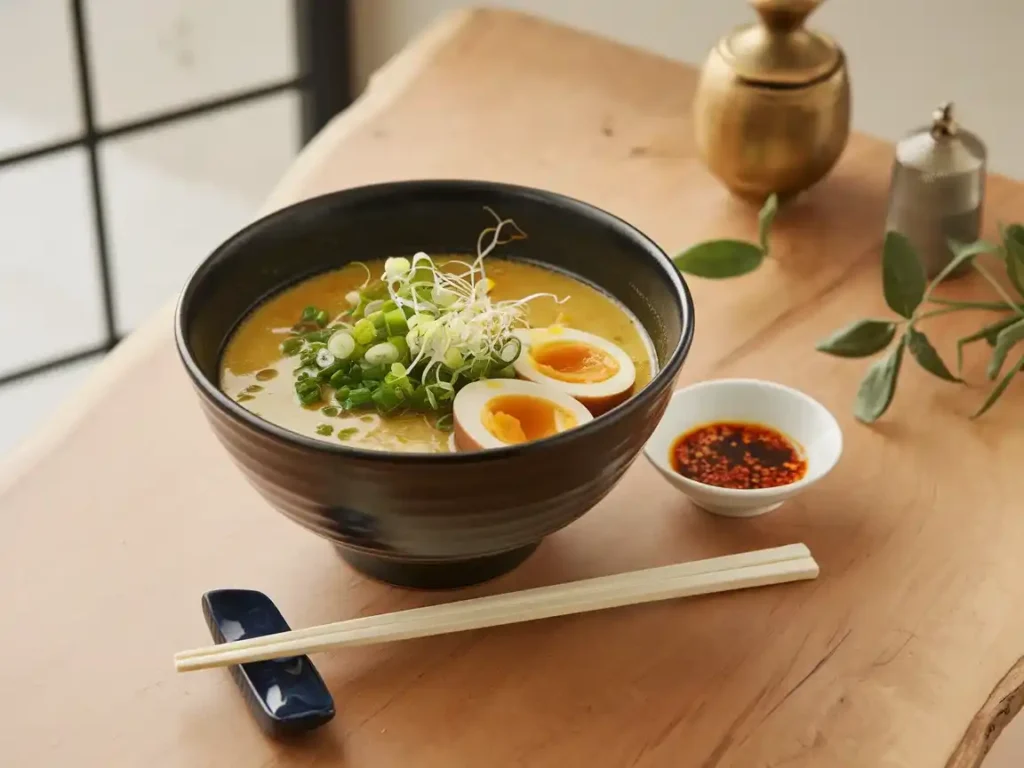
<box><xmin>175</xmin><ymin>180</ymin><xmax>694</xmax><ymax>589</ymax></box>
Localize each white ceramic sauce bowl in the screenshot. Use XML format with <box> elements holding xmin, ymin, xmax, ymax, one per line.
<box><xmin>643</xmin><ymin>379</ymin><xmax>843</xmax><ymax>517</ymax></box>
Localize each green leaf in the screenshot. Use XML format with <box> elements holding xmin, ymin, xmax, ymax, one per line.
<box><xmin>956</xmin><ymin>315</ymin><xmax>1020</xmax><ymax>372</ymax></box>
<box><xmin>986</xmin><ymin>316</ymin><xmax>1024</xmax><ymax>380</ymax></box>
<box><xmin>999</xmin><ymin>228</ymin><xmax>1024</xmax><ymax>301</ymax></box>
<box><xmin>854</xmin><ymin>339</ymin><xmax>905</xmax><ymax>423</ymax></box>
<box><xmin>973</xmin><ymin>353</ymin><xmax>1024</xmax><ymax>418</ymax></box>
<box><xmin>906</xmin><ymin>327</ymin><xmax>960</xmax><ymax>382</ymax></box>
<box><xmin>1007</xmin><ymin>254</ymin><xmax>1024</xmax><ymax>300</ymax></box>
<box><xmin>758</xmin><ymin>193</ymin><xmax>779</xmax><ymax>256</ymax></box>
<box><xmin>934</xmin><ymin>238</ymin><xmax>996</xmax><ymax>289</ymax></box>
<box><xmin>816</xmin><ymin>319</ymin><xmax>897</xmax><ymax>358</ymax></box>
<box><xmin>673</xmin><ymin>240</ymin><xmax>764</xmax><ymax>279</ymax></box>
<box><xmin>882</xmin><ymin>231</ymin><xmax>926</xmax><ymax>319</ymax></box>
<box><xmin>1003</xmin><ymin>223</ymin><xmax>1024</xmax><ymax>251</ymax></box>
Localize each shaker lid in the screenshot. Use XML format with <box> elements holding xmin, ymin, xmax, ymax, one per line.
<box><xmin>720</xmin><ymin>0</ymin><xmax>841</xmax><ymax>86</ymax></box>
<box><xmin>896</xmin><ymin>103</ymin><xmax>986</xmax><ymax>176</ymax></box>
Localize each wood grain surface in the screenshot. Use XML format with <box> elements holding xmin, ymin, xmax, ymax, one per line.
<box><xmin>2</xmin><ymin>9</ymin><xmax>1023</xmax><ymax>767</ymax></box>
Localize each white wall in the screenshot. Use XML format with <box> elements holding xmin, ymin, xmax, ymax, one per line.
<box><xmin>352</xmin><ymin>0</ymin><xmax>1024</xmax><ymax>179</ymax></box>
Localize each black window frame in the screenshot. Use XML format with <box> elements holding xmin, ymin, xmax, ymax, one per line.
<box><xmin>0</xmin><ymin>0</ymin><xmax>352</xmax><ymax>388</ymax></box>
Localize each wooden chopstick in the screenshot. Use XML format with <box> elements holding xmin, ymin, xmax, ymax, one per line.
<box><xmin>175</xmin><ymin>544</ymin><xmax>817</xmax><ymax>673</ymax></box>
<box><xmin>176</xmin><ymin>543</ymin><xmax>810</xmax><ymax>663</ymax></box>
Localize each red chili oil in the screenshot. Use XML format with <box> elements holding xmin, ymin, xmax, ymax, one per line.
<box><xmin>670</xmin><ymin>421</ymin><xmax>807</xmax><ymax>490</ymax></box>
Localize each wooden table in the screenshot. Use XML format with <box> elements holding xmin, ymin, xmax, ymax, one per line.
<box><xmin>3</xmin><ymin>9</ymin><xmax>1023</xmax><ymax>767</ymax></box>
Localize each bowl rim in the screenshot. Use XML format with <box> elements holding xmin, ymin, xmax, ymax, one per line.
<box><xmin>175</xmin><ymin>178</ymin><xmax>696</xmax><ymax>465</ymax></box>
<box><xmin>643</xmin><ymin>377</ymin><xmax>843</xmax><ymax>498</ymax></box>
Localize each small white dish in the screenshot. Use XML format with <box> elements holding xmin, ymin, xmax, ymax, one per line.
<box><xmin>643</xmin><ymin>379</ymin><xmax>843</xmax><ymax>517</ymax></box>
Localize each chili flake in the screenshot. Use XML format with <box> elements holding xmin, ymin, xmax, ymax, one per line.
<box><xmin>670</xmin><ymin>421</ymin><xmax>806</xmax><ymax>490</ymax></box>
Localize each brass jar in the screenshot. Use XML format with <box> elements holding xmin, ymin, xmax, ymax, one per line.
<box><xmin>693</xmin><ymin>0</ymin><xmax>850</xmax><ymax>201</ymax></box>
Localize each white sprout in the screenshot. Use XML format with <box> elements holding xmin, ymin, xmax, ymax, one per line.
<box><xmin>377</xmin><ymin>209</ymin><xmax>567</xmax><ymax>387</ymax></box>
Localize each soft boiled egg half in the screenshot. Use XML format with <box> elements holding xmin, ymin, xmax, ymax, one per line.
<box><xmin>453</xmin><ymin>379</ymin><xmax>594</xmax><ymax>451</ymax></box>
<box><xmin>512</xmin><ymin>326</ymin><xmax>636</xmax><ymax>415</ymax></box>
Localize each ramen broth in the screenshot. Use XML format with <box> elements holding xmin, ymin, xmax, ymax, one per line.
<box><xmin>221</xmin><ymin>258</ymin><xmax>655</xmax><ymax>453</ymax></box>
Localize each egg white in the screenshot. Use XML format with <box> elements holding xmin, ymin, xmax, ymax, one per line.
<box><xmin>452</xmin><ymin>378</ymin><xmax>593</xmax><ymax>452</ymax></box>
<box><xmin>512</xmin><ymin>326</ymin><xmax>637</xmax><ymax>415</ymax></box>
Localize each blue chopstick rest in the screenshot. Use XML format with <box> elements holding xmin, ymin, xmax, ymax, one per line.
<box><xmin>201</xmin><ymin>589</ymin><xmax>335</xmax><ymax>737</ymax></box>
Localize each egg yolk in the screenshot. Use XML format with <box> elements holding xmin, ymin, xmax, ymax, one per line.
<box><xmin>531</xmin><ymin>340</ymin><xmax>620</xmax><ymax>384</ymax></box>
<box><xmin>481</xmin><ymin>395</ymin><xmax>576</xmax><ymax>444</ymax></box>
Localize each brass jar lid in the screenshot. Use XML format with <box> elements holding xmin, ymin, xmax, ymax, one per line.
<box><xmin>719</xmin><ymin>0</ymin><xmax>841</xmax><ymax>86</ymax></box>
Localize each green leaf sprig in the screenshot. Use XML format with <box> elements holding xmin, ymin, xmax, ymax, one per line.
<box><xmin>817</xmin><ymin>230</ymin><xmax>1024</xmax><ymax>421</ymax></box>
<box><xmin>673</xmin><ymin>194</ymin><xmax>778</xmax><ymax>278</ymax></box>
<box><xmin>671</xmin><ymin>193</ymin><xmax>1024</xmax><ymax>423</ymax></box>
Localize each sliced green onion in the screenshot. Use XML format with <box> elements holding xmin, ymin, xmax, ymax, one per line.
<box><xmin>315</xmin><ymin>423</ymin><xmax>334</xmax><ymax>436</ymax></box>
<box><xmin>367</xmin><ymin>310</ymin><xmax>387</xmax><ymax>331</ymax></box>
<box><xmin>372</xmin><ymin>384</ymin><xmax>403</xmax><ymax>412</ymax></box>
<box><xmin>300</xmin><ymin>306</ymin><xmax>318</xmax><ymax>322</ymax></box>
<box><xmin>384</xmin><ymin>256</ymin><xmax>411</xmax><ymax>278</ymax></box>
<box><xmin>498</xmin><ymin>336</ymin><xmax>522</xmax><ymax>364</ymax></box>
<box><xmin>365</xmin><ymin>341</ymin><xmax>399</xmax><ymax>366</ymax></box>
<box><xmin>388</xmin><ymin>335</ymin><xmax>410</xmax><ymax>362</ymax></box>
<box><xmin>431</xmin><ymin>286</ymin><xmax>457</xmax><ymax>307</ymax></box>
<box><xmin>407</xmin><ymin>312</ymin><xmax>434</xmax><ymax>330</ymax></box>
<box><xmin>364</xmin><ymin>300</ymin><xmax>385</xmax><ymax>317</ymax></box>
<box><xmin>315</xmin><ymin>349</ymin><xmax>336</xmax><ymax>368</ymax></box>
<box><xmin>408</xmin><ymin>386</ymin><xmax>431</xmax><ymax>410</ymax></box>
<box><xmin>315</xmin><ymin>309</ymin><xmax>329</xmax><ymax>327</ymax></box>
<box><xmin>327</xmin><ymin>331</ymin><xmax>356</xmax><ymax>360</ymax></box>
<box><xmin>321</xmin><ymin>405</ymin><xmax>339</xmax><ymax>417</ymax></box>
<box><xmin>384</xmin><ymin>363</ymin><xmax>415</xmax><ymax>395</ymax></box>
<box><xmin>303</xmin><ymin>329</ymin><xmax>332</xmax><ymax>343</ymax></box>
<box><xmin>468</xmin><ymin>357</ymin><xmax>491</xmax><ymax>379</ymax></box>
<box><xmin>381</xmin><ymin>299</ymin><xmax>398</xmax><ymax>312</ymax></box>
<box><xmin>318</xmin><ymin>362</ymin><xmax>345</xmax><ymax>382</ymax></box>
<box><xmin>384</xmin><ymin>308</ymin><xmax>408</xmax><ymax>336</ymax></box>
<box><xmin>334</xmin><ymin>386</ymin><xmax>351</xmax><ymax>403</ymax></box>
<box><xmin>329</xmin><ymin>370</ymin><xmax>349</xmax><ymax>389</ymax></box>
<box><xmin>353</xmin><ymin>318</ymin><xmax>377</xmax><ymax>345</ymax></box>
<box><xmin>346</xmin><ymin>290</ymin><xmax>361</xmax><ymax>307</ymax></box>
<box><xmin>361</xmin><ymin>363</ymin><xmax>387</xmax><ymax>381</ymax></box>
<box><xmin>280</xmin><ymin>337</ymin><xmax>303</xmax><ymax>355</ymax></box>
<box><xmin>444</xmin><ymin>348</ymin><xmax>464</xmax><ymax>369</ymax></box>
<box><xmin>346</xmin><ymin>387</ymin><xmax>373</xmax><ymax>407</ymax></box>
<box><xmin>435</xmin><ymin>413</ymin><xmax>454</xmax><ymax>432</ymax></box>
<box><xmin>296</xmin><ymin>382</ymin><xmax>322</xmax><ymax>405</ymax></box>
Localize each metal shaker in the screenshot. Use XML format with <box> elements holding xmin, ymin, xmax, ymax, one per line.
<box><xmin>885</xmin><ymin>103</ymin><xmax>986</xmax><ymax>279</ymax></box>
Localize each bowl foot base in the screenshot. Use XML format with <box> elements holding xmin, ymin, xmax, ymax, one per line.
<box><xmin>336</xmin><ymin>543</ymin><xmax>540</xmax><ymax>589</ymax></box>
<box><xmin>697</xmin><ymin>501</ymin><xmax>783</xmax><ymax>518</ymax></box>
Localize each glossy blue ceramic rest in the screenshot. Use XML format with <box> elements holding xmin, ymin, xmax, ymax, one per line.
<box><xmin>201</xmin><ymin>589</ymin><xmax>335</xmax><ymax>737</ymax></box>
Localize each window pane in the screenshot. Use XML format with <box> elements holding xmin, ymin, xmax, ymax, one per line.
<box><xmin>0</xmin><ymin>149</ymin><xmax>105</xmax><ymax>374</ymax></box>
<box><xmin>0</xmin><ymin>0</ymin><xmax>81</xmax><ymax>155</ymax></box>
<box><xmin>102</xmin><ymin>92</ymin><xmax>299</xmax><ymax>332</ymax></box>
<box><xmin>87</xmin><ymin>0</ymin><xmax>297</xmax><ymax>126</ymax></box>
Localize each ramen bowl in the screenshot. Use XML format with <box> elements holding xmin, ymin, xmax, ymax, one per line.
<box><xmin>175</xmin><ymin>180</ymin><xmax>694</xmax><ymax>589</ymax></box>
